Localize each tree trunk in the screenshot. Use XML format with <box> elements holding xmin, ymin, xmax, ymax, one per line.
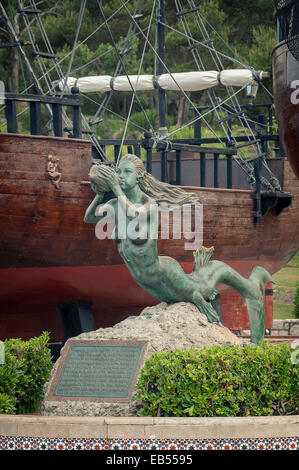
<box><xmin>8</xmin><ymin>13</ymin><xmax>20</xmax><ymax>93</ymax></box>
<box><xmin>103</xmin><ymin>110</ymin><xmax>112</xmax><ymax>138</ymax></box>
<box><xmin>123</xmin><ymin>94</ymin><xmax>127</xmax><ymax>116</ymax></box>
<box><xmin>176</xmin><ymin>92</ymin><xmax>190</xmax><ymax>128</ymax></box>
<box><xmin>148</xmin><ymin>91</ymin><xmax>154</xmax><ymax>109</ymax></box>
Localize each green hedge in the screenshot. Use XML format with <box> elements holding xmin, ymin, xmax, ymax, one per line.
<box><xmin>0</xmin><ymin>332</ymin><xmax>53</xmax><ymax>414</ymax></box>
<box><xmin>136</xmin><ymin>343</ymin><xmax>299</xmax><ymax>417</ymax></box>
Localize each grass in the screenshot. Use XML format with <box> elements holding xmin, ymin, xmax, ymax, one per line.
<box><xmin>273</xmin><ymin>251</ymin><xmax>299</xmax><ymax>320</ymax></box>
<box><xmin>286</xmin><ymin>251</ymin><xmax>299</xmax><ymax>267</ymax></box>
<box><xmin>273</xmin><ymin>303</ymin><xmax>294</xmax><ymax>320</ymax></box>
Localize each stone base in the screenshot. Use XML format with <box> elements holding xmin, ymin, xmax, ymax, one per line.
<box><xmin>41</xmin><ymin>302</ymin><xmax>242</xmax><ymax>417</ymax></box>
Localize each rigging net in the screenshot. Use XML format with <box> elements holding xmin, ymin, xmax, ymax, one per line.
<box><xmin>275</xmin><ymin>0</ymin><xmax>299</xmax><ymax>61</ymax></box>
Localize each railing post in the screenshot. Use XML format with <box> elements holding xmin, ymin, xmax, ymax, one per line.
<box><xmin>52</xmin><ymin>103</ymin><xmax>63</xmax><ymax>137</ymax></box>
<box><xmin>176</xmin><ymin>150</ymin><xmax>181</xmax><ymax>185</ymax></box>
<box><xmin>71</xmin><ymin>87</ymin><xmax>82</xmax><ymax>139</ymax></box>
<box><xmin>5</xmin><ymin>99</ymin><xmax>18</xmax><ymax>133</ymax></box>
<box><xmin>194</xmin><ymin>107</ymin><xmax>201</xmax><ymax>139</ymax></box>
<box><xmin>257</xmin><ymin>114</ymin><xmax>268</xmax><ymax>156</ymax></box>
<box><xmin>134</xmin><ymin>144</ymin><xmax>141</xmax><ymax>157</ymax></box>
<box><xmin>161</xmin><ymin>149</ymin><xmax>167</xmax><ymax>182</ymax></box>
<box><xmin>141</xmin><ymin>132</ymin><xmax>154</xmax><ymax>174</ymax></box>
<box><xmin>252</xmin><ymin>156</ymin><xmax>262</xmax><ymax>223</ymax></box>
<box><xmin>29</xmin><ymin>101</ymin><xmax>42</xmax><ymax>135</ymax></box>
<box><xmin>213</xmin><ymin>153</ymin><xmax>219</xmax><ymax>188</ymax></box>
<box><xmin>226</xmin><ymin>154</ymin><xmax>232</xmax><ymax>189</ymax></box>
<box><xmin>200</xmin><ymin>152</ymin><xmax>206</xmax><ymax>187</ymax></box>
<box><xmin>146</xmin><ymin>148</ymin><xmax>152</xmax><ymax>174</ymax></box>
<box><xmin>114</xmin><ymin>145</ymin><xmax>121</xmax><ymax>163</ymax></box>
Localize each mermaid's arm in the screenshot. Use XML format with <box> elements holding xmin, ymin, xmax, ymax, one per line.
<box><xmin>84</xmin><ymin>192</ymin><xmax>105</xmax><ymax>223</ymax></box>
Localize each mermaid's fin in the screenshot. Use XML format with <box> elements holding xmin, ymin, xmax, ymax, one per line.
<box><xmin>192</xmin><ymin>246</ymin><xmax>214</xmax><ymax>272</ymax></box>
<box><xmin>246</xmin><ymin>267</ymin><xmax>274</xmax><ymax>344</ymax></box>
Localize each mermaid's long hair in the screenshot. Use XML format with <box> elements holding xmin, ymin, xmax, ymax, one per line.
<box><xmin>90</xmin><ymin>154</ymin><xmax>201</xmax><ymax>206</ymax></box>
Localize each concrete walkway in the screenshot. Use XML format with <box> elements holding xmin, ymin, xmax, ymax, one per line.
<box><xmin>1</xmin><ymin>414</ymin><xmax>298</xmax><ymax>440</ymax></box>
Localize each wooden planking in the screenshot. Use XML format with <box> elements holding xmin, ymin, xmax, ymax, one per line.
<box><xmin>0</xmin><ymin>154</ymin><xmax>90</xmax><ymax>180</ymax></box>
<box><xmin>0</xmin><ymin>132</ymin><xmax>298</xmax><ymax>339</ymax></box>
<box><xmin>0</xmin><ymin>133</ymin><xmax>298</xmax><ymax>271</ymax></box>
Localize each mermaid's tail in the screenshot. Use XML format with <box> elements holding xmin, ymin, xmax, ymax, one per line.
<box><xmin>190</xmin><ymin>247</ymin><xmax>274</xmax><ymax>342</ymax></box>
<box><xmin>246</xmin><ymin>267</ymin><xmax>274</xmax><ymax>344</ymax></box>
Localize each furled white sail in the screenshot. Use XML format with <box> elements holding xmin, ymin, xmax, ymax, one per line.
<box><xmin>59</xmin><ymin>70</ymin><xmax>267</xmax><ymax>93</ymax></box>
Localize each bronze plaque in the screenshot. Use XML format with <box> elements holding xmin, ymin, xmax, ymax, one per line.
<box><xmin>47</xmin><ymin>340</ymin><xmax>147</xmax><ymax>403</ymax></box>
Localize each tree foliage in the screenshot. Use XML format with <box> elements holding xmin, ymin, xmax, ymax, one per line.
<box><xmin>0</xmin><ymin>1</ymin><xmax>277</xmax><ymax>132</ymax></box>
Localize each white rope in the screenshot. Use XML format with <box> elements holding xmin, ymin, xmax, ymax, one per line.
<box><xmin>89</xmin><ymin>0</ymin><xmax>145</xmax><ymax>135</ymax></box>
<box><xmin>97</xmin><ymin>0</ymin><xmax>155</xmax><ymax>140</ymax></box>
<box><xmin>116</xmin><ymin>0</ymin><xmax>157</xmax><ymax>166</ymax></box>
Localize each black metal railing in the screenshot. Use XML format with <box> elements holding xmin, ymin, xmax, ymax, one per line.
<box><xmin>3</xmin><ymin>90</ymin><xmax>83</xmax><ymax>138</ymax></box>
<box><xmin>91</xmin><ymin>134</ymin><xmax>238</xmax><ymax>189</ymax></box>
<box><xmin>2</xmin><ymin>92</ymin><xmax>287</xmax><ymax>199</ymax></box>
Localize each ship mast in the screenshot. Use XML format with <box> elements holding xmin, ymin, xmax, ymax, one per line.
<box><xmin>156</xmin><ymin>0</ymin><xmax>167</xmax><ymax>133</ymax></box>
<box><xmin>0</xmin><ymin>2</ymin><xmax>52</xmax><ymax>118</ymax></box>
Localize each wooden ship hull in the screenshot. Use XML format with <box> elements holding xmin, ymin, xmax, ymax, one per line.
<box><xmin>272</xmin><ymin>38</ymin><xmax>299</xmax><ymax>179</ymax></box>
<box><xmin>0</xmin><ymin>132</ymin><xmax>298</xmax><ymax>343</ymax></box>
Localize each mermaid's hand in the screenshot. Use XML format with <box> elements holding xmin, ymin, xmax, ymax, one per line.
<box><xmin>193</xmin><ymin>291</ymin><xmax>220</xmax><ymax>324</ymax></box>
<box><xmin>89</xmin><ymin>164</ymin><xmax>120</xmax><ymax>193</ymax></box>
<box><xmin>200</xmin><ymin>300</ymin><xmax>221</xmax><ymax>324</ymax></box>
<box><xmin>208</xmin><ymin>288</ymin><xmax>218</xmax><ymax>301</ymax></box>
<box><xmin>90</xmin><ymin>181</ymin><xmax>104</xmax><ymax>195</ymax></box>
<box><xmin>97</xmin><ymin>165</ymin><xmax>120</xmax><ymax>191</ymax></box>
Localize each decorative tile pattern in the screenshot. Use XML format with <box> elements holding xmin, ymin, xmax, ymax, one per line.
<box><xmin>0</xmin><ymin>436</ymin><xmax>298</xmax><ymax>450</ymax></box>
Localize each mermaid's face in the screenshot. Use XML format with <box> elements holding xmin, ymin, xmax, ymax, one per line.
<box><xmin>116</xmin><ymin>160</ymin><xmax>138</xmax><ymax>191</ymax></box>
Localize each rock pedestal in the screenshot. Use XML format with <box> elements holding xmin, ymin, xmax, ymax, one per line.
<box><xmin>41</xmin><ymin>302</ymin><xmax>242</xmax><ymax>417</ymax></box>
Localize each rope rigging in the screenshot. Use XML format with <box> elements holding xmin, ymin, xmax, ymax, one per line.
<box><xmin>89</xmin><ymin>0</ymin><xmax>146</xmax><ymax>138</ymax></box>
<box><xmin>177</xmin><ymin>0</ymin><xmax>258</xmax><ymax>181</ymax></box>
<box><xmin>17</xmin><ymin>0</ymin><xmax>106</xmax><ymax>159</ymax></box>
<box><xmin>60</xmin><ymin>0</ymin><xmax>86</xmax><ymax>98</ymax></box>
<box><xmin>119</xmin><ymin>0</ymin><xmax>267</xmax><ymax>188</ymax></box>
<box><xmin>1</xmin><ymin>0</ymin><xmax>282</xmax><ymax>191</ymax></box>
<box><xmin>105</xmin><ymin>0</ymin><xmax>156</xmax><ymax>167</ymax></box>
<box><xmin>97</xmin><ymin>0</ymin><xmax>155</xmax><ymax>143</ymax></box>
<box><xmin>173</xmin><ymin>0</ymin><xmax>281</xmax><ymax>190</ymax></box>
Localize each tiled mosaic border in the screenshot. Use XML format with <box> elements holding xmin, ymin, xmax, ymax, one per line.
<box><xmin>0</xmin><ymin>436</ymin><xmax>298</xmax><ymax>450</ymax></box>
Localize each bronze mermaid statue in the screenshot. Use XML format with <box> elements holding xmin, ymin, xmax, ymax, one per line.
<box><xmin>84</xmin><ymin>154</ymin><xmax>273</xmax><ymax>344</ymax></box>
